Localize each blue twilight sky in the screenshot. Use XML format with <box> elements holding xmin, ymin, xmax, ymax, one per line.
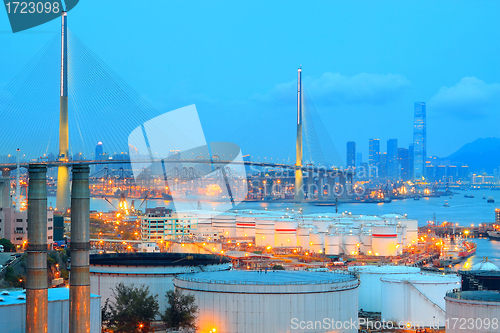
<box><xmin>1</xmin><ymin>0</ymin><xmax>499</xmax><ymax>162</ymax></box>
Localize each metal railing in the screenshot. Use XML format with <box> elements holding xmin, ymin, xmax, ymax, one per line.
<box><xmin>175</xmin><ymin>271</ymin><xmax>358</xmax><ymax>286</ymax></box>
<box><xmin>446</xmin><ymin>289</ymin><xmax>500</xmax><ymax>302</ymax></box>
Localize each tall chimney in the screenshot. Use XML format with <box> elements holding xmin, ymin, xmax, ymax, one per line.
<box><xmin>69</xmin><ymin>165</ymin><xmax>90</xmax><ymax>333</ymax></box>
<box><xmin>26</xmin><ymin>164</ymin><xmax>48</xmax><ymax>333</ymax></box>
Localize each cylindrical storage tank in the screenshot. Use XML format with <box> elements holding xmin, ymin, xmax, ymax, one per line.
<box><xmin>348</xmin><ymin>265</ymin><xmax>420</xmax><ymax>312</ymax></box>
<box><xmin>297</xmin><ymin>224</ymin><xmax>317</xmax><ymax>249</ymax></box>
<box><xmin>89</xmin><ymin>253</ymin><xmax>232</xmax><ymax>319</ymax></box>
<box><xmin>400</xmin><ymin>219</ymin><xmax>419</xmax><ymax>245</ymax></box>
<box><xmin>187</xmin><ymin>211</ymin><xmax>214</xmax><ymax>236</ymax></box>
<box><xmin>235</xmin><ymin>215</ymin><xmax>256</xmax><ymax>238</ymax></box>
<box><xmin>328</xmin><ymin>224</ymin><xmax>346</xmax><ymax>234</ymax></box>
<box><xmin>325</xmin><ymin>233</ymin><xmax>342</xmax><ymax>255</ymax></box>
<box><xmin>343</xmin><ymin>232</ymin><xmax>361</xmax><ymax>255</ymax></box>
<box><xmin>371</xmin><ymin>225</ymin><xmax>399</xmax><ymax>256</ymax></box>
<box><xmin>174</xmin><ymin>270</ymin><xmax>360</xmax><ymax>333</ymax></box>
<box><xmin>360</xmin><ymin>232</ymin><xmax>372</xmax><ymax>255</ymax></box>
<box><xmin>381</xmin><ymin>273</ymin><xmax>461</xmax><ymax>327</ymax></box>
<box><xmin>274</xmin><ymin>219</ymin><xmax>298</xmax><ymax>247</ymax></box>
<box><xmin>445</xmin><ymin>290</ymin><xmax>500</xmax><ymax>333</ymax></box>
<box><xmin>302</xmin><ymin>217</ymin><xmax>331</xmax><ymax>233</ymax></box>
<box><xmin>255</xmin><ymin>218</ymin><xmax>275</xmax><ymax>247</ymax></box>
<box><xmin>309</xmin><ymin>232</ymin><xmax>325</xmax><ymax>253</ymax></box>
<box><xmin>354</xmin><ymin>215</ymin><xmax>384</xmax><ymax>227</ymax></box>
<box><xmin>212</xmin><ymin>214</ymin><xmax>237</xmax><ymax>238</ymax></box>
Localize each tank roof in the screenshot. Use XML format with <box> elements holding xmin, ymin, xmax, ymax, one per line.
<box><xmin>175</xmin><ymin>270</ymin><xmax>357</xmax><ymax>285</ymax></box>
<box><xmin>447</xmin><ymin>290</ymin><xmax>500</xmax><ymax>303</ymax></box>
<box><xmin>381</xmin><ymin>272</ymin><xmax>460</xmax><ymax>284</ymax></box>
<box><xmin>90</xmin><ymin>252</ymin><xmax>231</xmax><ymax>266</ymax></box>
<box><xmin>348</xmin><ymin>265</ymin><xmax>421</xmax><ymax>274</ymax></box>
<box><xmin>471</xmin><ymin>259</ymin><xmax>500</xmax><ymax>271</ymax></box>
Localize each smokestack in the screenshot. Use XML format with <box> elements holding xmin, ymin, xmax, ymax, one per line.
<box><xmin>15</xmin><ymin>148</ymin><xmax>20</xmax><ymax>212</ymax></box>
<box><xmin>69</xmin><ymin>165</ymin><xmax>90</xmax><ymax>333</ymax></box>
<box><xmin>26</xmin><ymin>164</ymin><xmax>48</xmax><ymax>333</ymax></box>
<box><xmin>294</xmin><ymin>66</ymin><xmax>304</xmax><ymax>201</ymax></box>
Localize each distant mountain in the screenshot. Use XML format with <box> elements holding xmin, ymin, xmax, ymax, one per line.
<box><xmin>445</xmin><ymin>137</ymin><xmax>500</xmax><ymax>173</ymax></box>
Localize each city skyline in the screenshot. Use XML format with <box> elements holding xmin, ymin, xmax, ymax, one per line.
<box><xmin>1</xmin><ymin>1</ymin><xmax>500</xmax><ymax>160</ymax></box>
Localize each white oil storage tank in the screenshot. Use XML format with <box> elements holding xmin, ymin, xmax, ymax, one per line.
<box><xmin>381</xmin><ymin>273</ymin><xmax>461</xmax><ymax>327</ymax></box>
<box><xmin>445</xmin><ymin>290</ymin><xmax>500</xmax><ymax>333</ymax></box>
<box><xmin>174</xmin><ymin>270</ymin><xmax>360</xmax><ymax>333</ymax></box>
<box><xmin>235</xmin><ymin>214</ymin><xmax>256</xmax><ymax>238</ymax></box>
<box><xmin>325</xmin><ymin>233</ymin><xmax>342</xmax><ymax>255</ymax></box>
<box><xmin>371</xmin><ymin>225</ymin><xmax>399</xmax><ymax>256</ymax></box>
<box><xmin>297</xmin><ymin>224</ymin><xmax>317</xmax><ymax>249</ymax></box>
<box><xmin>212</xmin><ymin>214</ymin><xmax>237</xmax><ymax>238</ymax></box>
<box><xmin>89</xmin><ymin>252</ymin><xmax>232</xmax><ymax>319</ymax></box>
<box><xmin>308</xmin><ymin>232</ymin><xmax>325</xmax><ymax>253</ymax></box>
<box><xmin>255</xmin><ymin>217</ymin><xmax>276</xmax><ymax>246</ymax></box>
<box><xmin>343</xmin><ymin>232</ymin><xmax>361</xmax><ymax>255</ymax></box>
<box><xmin>274</xmin><ymin>219</ymin><xmax>298</xmax><ymax>247</ymax></box>
<box><xmin>348</xmin><ymin>265</ymin><xmax>420</xmax><ymax>312</ymax></box>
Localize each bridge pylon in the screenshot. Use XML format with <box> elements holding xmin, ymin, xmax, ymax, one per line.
<box><xmin>294</xmin><ymin>67</ymin><xmax>304</xmax><ymax>201</ymax></box>
<box><xmin>56</xmin><ymin>11</ymin><xmax>70</xmax><ymax>211</ymax></box>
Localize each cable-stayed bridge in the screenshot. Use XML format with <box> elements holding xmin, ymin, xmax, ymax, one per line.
<box><xmin>0</xmin><ymin>13</ymin><xmax>353</xmax><ymax>210</ymax></box>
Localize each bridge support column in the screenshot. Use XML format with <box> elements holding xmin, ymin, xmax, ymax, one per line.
<box><xmin>26</xmin><ymin>164</ymin><xmax>48</xmax><ymax>333</ymax></box>
<box><xmin>306</xmin><ymin>169</ymin><xmax>314</xmax><ymax>200</ymax></box>
<box><xmin>339</xmin><ymin>174</ymin><xmax>347</xmax><ymax>199</ymax></box>
<box><xmin>317</xmin><ymin>172</ymin><xmax>325</xmax><ymax>200</ymax></box>
<box><xmin>56</xmin><ymin>166</ymin><xmax>70</xmax><ymax>211</ymax></box>
<box><xmin>70</xmin><ymin>165</ymin><xmax>91</xmax><ymax>333</ymax></box>
<box><xmin>0</xmin><ymin>169</ymin><xmax>10</xmax><ymax>208</ymax></box>
<box><xmin>327</xmin><ymin>173</ymin><xmax>335</xmax><ymax>200</ymax></box>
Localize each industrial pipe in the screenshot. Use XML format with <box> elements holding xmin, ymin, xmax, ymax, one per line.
<box><xmin>26</xmin><ymin>164</ymin><xmax>48</xmax><ymax>333</ymax></box>
<box><xmin>69</xmin><ymin>165</ymin><xmax>90</xmax><ymax>333</ymax></box>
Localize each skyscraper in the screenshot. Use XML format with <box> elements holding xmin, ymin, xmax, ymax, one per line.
<box><xmin>95</xmin><ymin>142</ymin><xmax>103</xmax><ymax>160</ymax></box>
<box><xmin>408</xmin><ymin>144</ymin><xmax>414</xmax><ymax>180</ymax></box>
<box><xmin>356</xmin><ymin>152</ymin><xmax>362</xmax><ymax>167</ymax></box>
<box><xmin>346</xmin><ymin>141</ymin><xmax>356</xmax><ymax>169</ymax></box>
<box><xmin>413</xmin><ymin>102</ymin><xmax>427</xmax><ymax>179</ymax></box>
<box><xmin>369</xmin><ymin>139</ymin><xmax>380</xmax><ymax>177</ymax></box>
<box><xmin>398</xmin><ymin>148</ymin><xmax>410</xmax><ymax>181</ymax></box>
<box><xmin>387</xmin><ymin>139</ymin><xmax>398</xmax><ymax>179</ymax></box>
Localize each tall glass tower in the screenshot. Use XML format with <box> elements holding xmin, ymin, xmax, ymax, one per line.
<box><xmin>368</xmin><ymin>139</ymin><xmax>380</xmax><ymax>178</ymax></box>
<box><xmin>413</xmin><ymin>102</ymin><xmax>426</xmax><ymax>179</ymax></box>
<box><xmin>346</xmin><ymin>141</ymin><xmax>356</xmax><ymax>169</ymax></box>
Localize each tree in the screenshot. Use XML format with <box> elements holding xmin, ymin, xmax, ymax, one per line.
<box><xmin>0</xmin><ymin>238</ymin><xmax>16</xmax><ymax>252</ymax></box>
<box><xmin>162</xmin><ymin>289</ymin><xmax>198</xmax><ymax>331</ymax></box>
<box><xmin>272</xmin><ymin>264</ymin><xmax>285</xmax><ymax>270</ymax></box>
<box><xmin>103</xmin><ymin>283</ymin><xmax>159</xmax><ymax>333</ymax></box>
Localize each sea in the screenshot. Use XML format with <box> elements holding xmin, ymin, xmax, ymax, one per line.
<box><xmin>48</xmin><ymin>188</ymin><xmax>500</xmax><ymax>270</ymax></box>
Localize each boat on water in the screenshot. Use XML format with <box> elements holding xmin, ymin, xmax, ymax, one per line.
<box><xmin>413</xmin><ymin>196</ymin><xmax>420</xmax><ymax>201</ymax></box>
<box><xmin>433</xmin><ymin>240</ymin><xmax>476</xmax><ymax>267</ymax></box>
<box><xmin>458</xmin><ymin>241</ymin><xmax>477</xmax><ymax>257</ymax></box>
<box><xmin>487</xmin><ymin>196</ymin><xmax>495</xmax><ymax>203</ymax></box>
<box><xmin>483</xmin><ymin>194</ymin><xmax>486</xmax><ymax>199</ymax></box>
<box><xmin>444</xmin><ymin>200</ymin><xmax>449</xmax><ymax>207</ymax></box>
<box><xmin>464</xmin><ymin>194</ymin><xmax>474</xmax><ymax>198</ymax></box>
<box><xmin>487</xmin><ymin>230</ymin><xmax>500</xmax><ymax>240</ymax></box>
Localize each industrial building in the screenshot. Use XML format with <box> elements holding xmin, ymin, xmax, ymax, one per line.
<box><xmin>174</xmin><ymin>270</ymin><xmax>359</xmax><ymax>333</ymax></box>
<box><xmin>348</xmin><ymin>265</ymin><xmax>421</xmax><ymax>312</ymax></box>
<box><xmin>173</xmin><ymin>209</ymin><xmax>419</xmax><ymax>256</ymax></box>
<box><xmin>0</xmin><ymin>288</ymin><xmax>101</xmax><ymax>333</ymax></box>
<box><xmin>445</xmin><ymin>290</ymin><xmax>500</xmax><ymax>333</ymax></box>
<box><xmin>140</xmin><ymin>211</ymin><xmax>198</xmax><ymax>241</ymax></box>
<box><xmin>89</xmin><ymin>252</ymin><xmax>232</xmax><ymax>318</ymax></box>
<box><xmin>381</xmin><ymin>272</ymin><xmax>461</xmax><ymax>327</ymax></box>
